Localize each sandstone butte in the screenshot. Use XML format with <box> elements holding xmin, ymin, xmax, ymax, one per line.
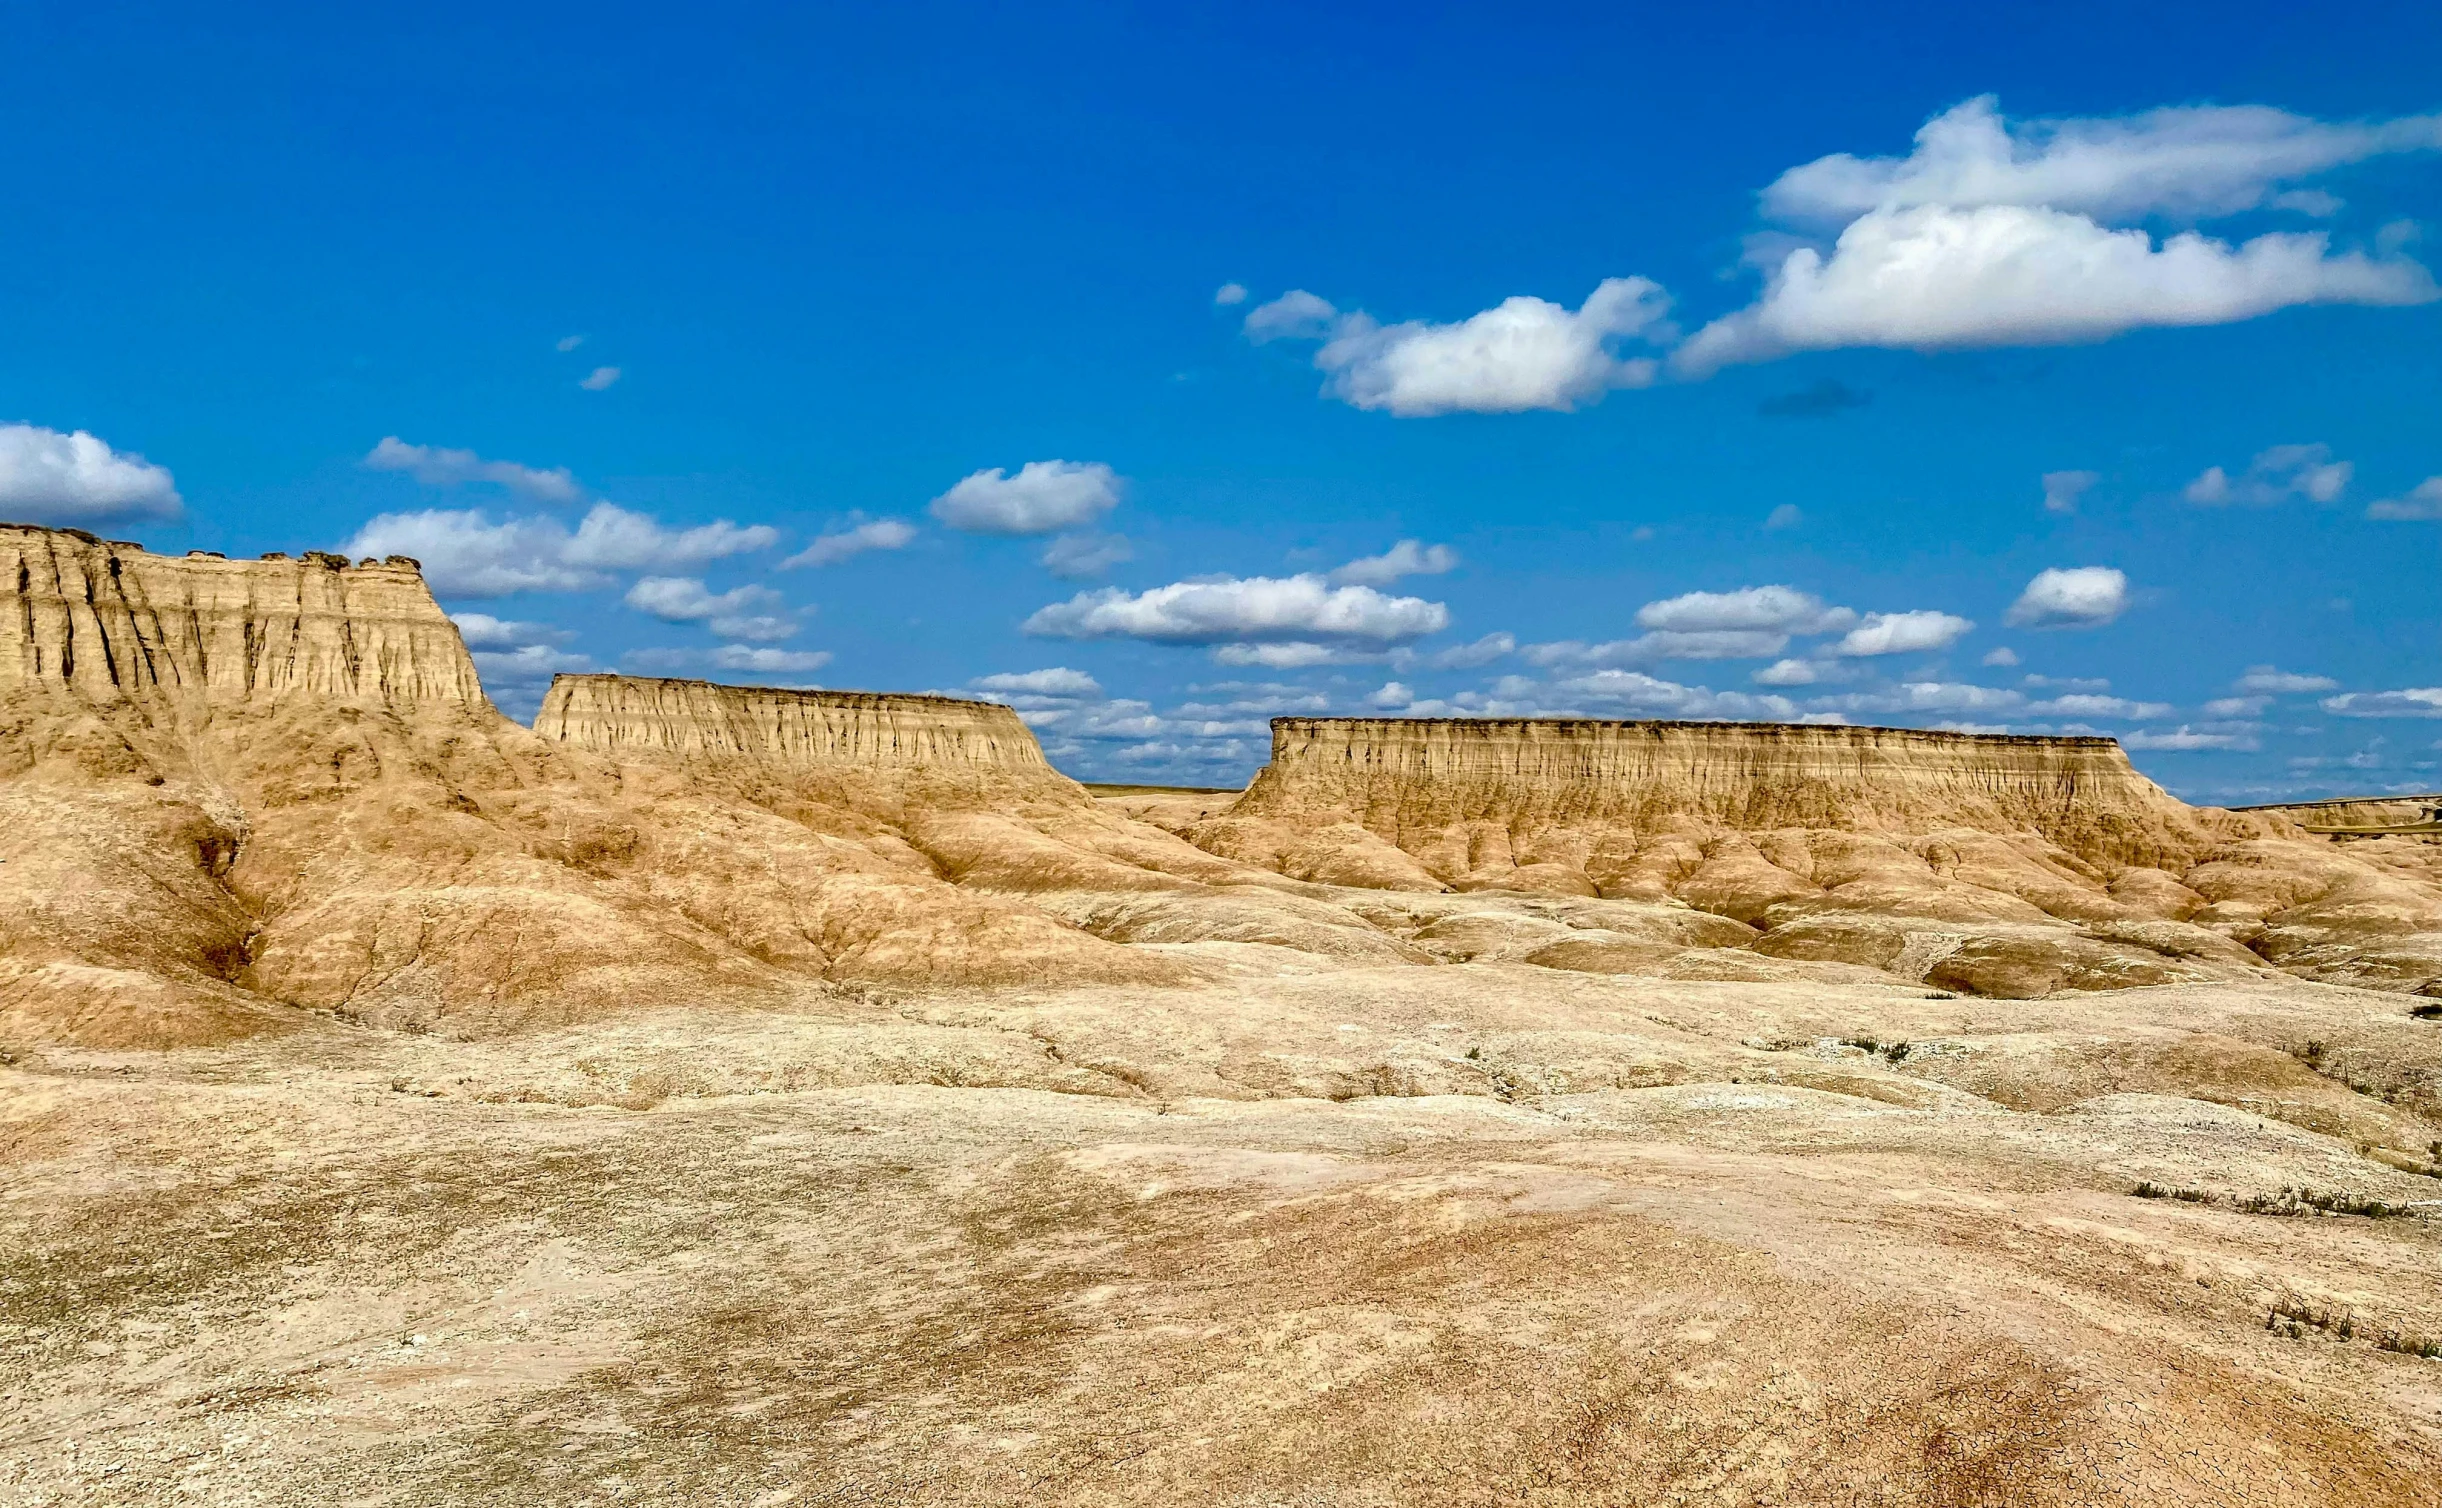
<box><xmin>7</xmin><ymin>520</ymin><xmax>2442</xmax><ymax>1505</ymax></box>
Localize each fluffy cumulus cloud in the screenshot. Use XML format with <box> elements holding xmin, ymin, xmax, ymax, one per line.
<box><xmin>2322</xmin><ymin>687</ymin><xmax>2442</xmax><ymax>718</ymax></box>
<box><xmin>449</xmin><ymin>612</ymin><xmax>568</xmax><ymax>650</ymax></box>
<box><xmin>1760</xmin><ymin>96</ymin><xmax>2442</xmax><ymax>226</ymax></box>
<box><xmin>0</xmin><ymin>423</ymin><xmax>182</xmax><ymax>521</ymax></box>
<box><xmin>970</xmin><ymin>667</ymin><xmax>1103</xmax><ymax>700</ymax></box>
<box><xmin>623</xmin><ymin>576</ymin><xmax>796</xmax><ymax>640</ymax></box>
<box><xmin>1524</xmin><ymin>587</ymin><xmax>1974</xmax><ymax>668</ymax></box>
<box><xmin>2184</xmin><ymin>443</ymin><xmax>2351</xmax><ymax>505</ymax></box>
<box><xmin>580</xmin><ymin>366</ymin><xmax>622</xmax><ymax>391</ymax></box>
<box><xmin>362</xmin><ymin>437</ymin><xmax>580</xmax><ymax>503</ymax></box>
<box><xmin>2005</xmin><ymin>566</ymin><xmax>2129</xmax><ymax>629</ymax></box>
<box><xmin>1683</xmin><ymin>97</ymin><xmax>2439</xmax><ymax>373</ymax></box>
<box><xmin>930</xmin><ymin>460</ymin><xmax>1122</xmax><ymax>535</ymax></box>
<box><xmin>1024</xmin><ymin>574</ymin><xmax>1450</xmax><ymax>656</ymax></box>
<box><xmin>346</xmin><ymin>502</ymin><xmax>777</xmax><ymax>597</ymax></box>
<box><xmin>1329</xmin><ymin>539</ymin><xmax>1460</xmax><ymax>587</ymax></box>
<box><xmin>2234</xmin><ymin>665</ymin><xmax>2338</xmax><ymax>694</ymax></box>
<box><xmin>2367</xmin><ymin>477</ymin><xmax>2442</xmax><ymax>521</ymax></box>
<box><xmin>783</xmin><ymin>516</ymin><xmax>917</xmax><ymax>568</ymax></box>
<box><xmin>1679</xmin><ymin>205</ymin><xmax>2431</xmax><ymax>372</ymax></box>
<box><xmin>1247</xmin><ymin>280</ymin><xmax>1672</xmax><ymax>416</ymax></box>
<box><xmin>1826</xmin><ymin>609</ymin><xmax>1973</xmax><ymax>657</ymax></box>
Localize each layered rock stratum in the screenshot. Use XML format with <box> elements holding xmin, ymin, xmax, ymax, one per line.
<box><xmin>8</xmin><ymin>522</ymin><xmax>2442</xmax><ymax>1504</ymax></box>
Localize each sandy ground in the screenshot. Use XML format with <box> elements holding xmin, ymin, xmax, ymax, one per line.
<box><xmin>6</xmin><ymin>961</ymin><xmax>2442</xmax><ymax>1506</ymax></box>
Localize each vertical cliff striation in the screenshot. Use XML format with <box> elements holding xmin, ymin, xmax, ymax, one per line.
<box><xmin>1237</xmin><ymin>717</ymin><xmax>2214</xmax><ymax>855</ymax></box>
<box><xmin>1</xmin><ymin>524</ymin><xmax>485</xmax><ymax>725</ymax></box>
<box><xmin>1190</xmin><ymin>716</ymin><xmax>2261</xmax><ymax>898</ymax></box>
<box><xmin>534</xmin><ymin>674</ymin><xmax>1058</xmax><ymax>779</ymax></box>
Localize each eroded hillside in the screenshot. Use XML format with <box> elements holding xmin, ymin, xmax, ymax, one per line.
<box><xmin>7</xmin><ymin>522</ymin><xmax>2442</xmax><ymax>1505</ymax></box>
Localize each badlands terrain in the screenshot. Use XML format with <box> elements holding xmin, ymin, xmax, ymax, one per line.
<box><xmin>4</xmin><ymin>522</ymin><xmax>2442</xmax><ymax>1505</ymax></box>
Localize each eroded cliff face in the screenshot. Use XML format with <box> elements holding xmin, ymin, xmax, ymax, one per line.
<box><xmin>1169</xmin><ymin>715</ymin><xmax>2442</xmax><ymax>996</ymax></box>
<box><xmin>1</xmin><ymin>526</ymin><xmax>485</xmax><ymax>727</ymax></box>
<box><xmin>531</xmin><ymin>672</ymin><xmax>1271</xmax><ymax>898</ymax></box>
<box><xmin>0</xmin><ymin>528</ymin><xmax>1192</xmax><ymax>1047</ymax></box>
<box><xmin>1233</xmin><ymin>717</ymin><xmax>2223</xmax><ymax>865</ymax></box>
<box><xmin>535</xmin><ymin>674</ymin><xmax>1055</xmax><ymax>776</ymax></box>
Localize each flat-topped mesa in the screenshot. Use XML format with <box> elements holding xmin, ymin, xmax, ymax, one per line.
<box><xmin>0</xmin><ymin>522</ymin><xmax>486</xmax><ymax>714</ymax></box>
<box><xmin>1233</xmin><ymin>716</ymin><xmax>2232</xmax><ymax>866</ymax></box>
<box><xmin>533</xmin><ymin>673</ymin><xmax>1065</xmax><ymax>781</ymax></box>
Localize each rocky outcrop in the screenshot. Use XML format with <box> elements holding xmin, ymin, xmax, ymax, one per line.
<box><xmin>0</xmin><ymin>527</ymin><xmax>1200</xmax><ymax>1047</ymax></box>
<box><xmin>1</xmin><ymin>525</ymin><xmax>483</xmax><ymax>727</ymax></box>
<box><xmin>535</xmin><ymin>675</ymin><xmax>1056</xmax><ymax>777</ymax></box>
<box><xmin>1227</xmin><ymin>717</ymin><xmax>2232</xmax><ymax>869</ymax></box>
<box><xmin>1179</xmin><ymin>716</ymin><xmax>2442</xmax><ymax>998</ymax></box>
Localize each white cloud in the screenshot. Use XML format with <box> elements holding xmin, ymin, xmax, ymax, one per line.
<box><xmin>1318</xmin><ymin>280</ymin><xmax>1671</xmax><ymax>415</ymax></box>
<box><xmin>2367</xmin><ymin>477</ymin><xmax>2442</xmax><ymax>520</ymax></box>
<box><xmin>1814</xmin><ymin>681</ymin><xmax>2026</xmax><ymax>716</ymax></box>
<box><xmin>2183</xmin><ymin>443</ymin><xmax>2350</xmax><ymax>505</ymax></box>
<box><xmin>2202</xmin><ymin>696</ymin><xmax>2271</xmax><ymax>718</ymax></box>
<box><xmin>1040</xmin><ymin>532</ymin><xmax>1133</xmax><ymax>579</ymax></box>
<box><xmin>1680</xmin><ymin>205</ymin><xmax>2433</xmax><ymax>372</ymax></box>
<box><xmin>2005</xmin><ymin>566</ymin><xmax>2129</xmax><ymax>629</ymax></box>
<box><xmin>1763</xmin><ymin>503</ymin><xmax>1803</xmax><ymax>530</ymax></box>
<box><xmin>1638</xmin><ymin>585</ymin><xmax>1855</xmax><ymax>636</ymax></box>
<box><xmin>2124</xmin><ymin>725</ymin><xmax>2261</xmax><ymax>750</ymax></box>
<box><xmin>449</xmin><ymin>612</ymin><xmax>568</xmax><ymax>649</ymax></box>
<box><xmin>1330</xmin><ymin>539</ymin><xmax>1460</xmax><ymax>587</ymax></box>
<box><xmin>623</xmin><ymin>576</ymin><xmax>795</xmax><ymax>640</ymax></box>
<box><xmin>1981</xmin><ymin>646</ymin><xmax>2020</xmax><ymax>667</ymax></box>
<box><xmin>970</xmin><ymin>667</ymin><xmax>1102</xmax><ymax>699</ymax></box>
<box><xmin>783</xmin><ymin>516</ymin><xmax>917</xmax><ymax>568</ymax></box>
<box><xmin>931</xmin><ymin>460</ymin><xmax>1122</xmax><ymax>536</ymax></box>
<box><xmin>1826</xmin><ymin>609</ymin><xmax>1973</xmax><ymax>657</ymax></box>
<box><xmin>0</xmin><ymin>424</ymin><xmax>181</xmax><ymax>521</ymax></box>
<box><xmin>1250</xmin><ymin>281</ymin><xmax>1673</xmax><ymax>416</ymax></box>
<box><xmin>2322</xmin><ymin>688</ymin><xmax>2442</xmax><ymax>718</ymax></box>
<box><xmin>580</xmin><ymin>366</ymin><xmax>623</xmax><ymax>391</ymax></box>
<box><xmin>1526</xmin><ymin>587</ymin><xmax>1862</xmax><ymax>668</ymax></box>
<box><xmin>562</xmin><ymin>503</ymin><xmax>778</xmax><ymax>570</ymax></box>
<box><xmin>2233</xmin><ymin>665</ymin><xmax>2338</xmax><ymax>694</ymax></box>
<box><xmin>1762</xmin><ymin>96</ymin><xmax>2442</xmax><ymax>226</ymax></box>
<box><xmin>2023</xmin><ymin>673</ymin><xmax>2108</xmax><ymax>692</ymax></box>
<box><xmin>1404</xmin><ymin>631</ymin><xmax>1515</xmax><ymax>670</ymax></box>
<box><xmin>556</xmin><ymin>334</ymin><xmax>585</xmax><ymax>353</ymax></box>
<box><xmin>708</xmin><ymin>645</ymin><xmax>831</xmax><ymax>674</ymax></box>
<box><xmin>2027</xmin><ymin>693</ymin><xmax>2173</xmax><ymax>718</ymax></box>
<box><xmin>1370</xmin><ymin>681</ymin><xmax>1413</xmax><ymax>709</ymax></box>
<box><xmin>2042</xmin><ymin>470</ymin><xmax>2097</xmax><ymax>514</ymax></box>
<box><xmin>472</xmin><ymin>642</ymin><xmax>591</xmax><ymax>682</ymax></box>
<box><xmin>346</xmin><ymin>502</ymin><xmax>775</xmax><ymax>597</ymax></box>
<box><xmin>1242</xmin><ymin>290</ymin><xmax>1342</xmax><ymax>342</ymax></box>
<box><xmin>1544</xmin><ymin>668</ymin><xmax>1800</xmax><ymax>720</ymax></box>
<box><xmin>1753</xmin><ymin>658</ymin><xmax>1825</xmax><ymax>686</ymax></box>
<box><xmin>1213</xmin><ymin>282</ymin><xmax>1248</xmax><ymax>306</ymax></box>
<box><xmin>1025</xmin><ymin>573</ymin><xmax>1448</xmax><ymax>649</ymax></box>
<box><xmin>363</xmin><ymin>436</ymin><xmax>581</xmax><ymax>503</ymax></box>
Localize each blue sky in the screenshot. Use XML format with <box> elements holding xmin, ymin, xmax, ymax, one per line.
<box><xmin>5</xmin><ymin>1</ymin><xmax>2442</xmax><ymax>798</ymax></box>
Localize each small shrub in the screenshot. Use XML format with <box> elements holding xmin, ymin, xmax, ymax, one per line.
<box><xmin>2239</xmin><ymin>1185</ymin><xmax>2417</xmax><ymax>1219</ymax></box>
<box><xmin>2294</xmin><ymin>1038</ymin><xmax>2328</xmax><ymax>1067</ymax></box>
<box><xmin>2378</xmin><ymin>1331</ymin><xmax>2442</xmax><ymax>1359</ymax></box>
<box><xmin>2134</xmin><ymin>1181</ymin><xmax>2213</xmax><ymax>1204</ymax></box>
<box><xmin>1882</xmin><ymin>1040</ymin><xmax>1912</xmax><ymax>1063</ymax></box>
<box><xmin>2409</xmin><ymin>1002</ymin><xmax>2442</xmax><ymax>1021</ymax></box>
